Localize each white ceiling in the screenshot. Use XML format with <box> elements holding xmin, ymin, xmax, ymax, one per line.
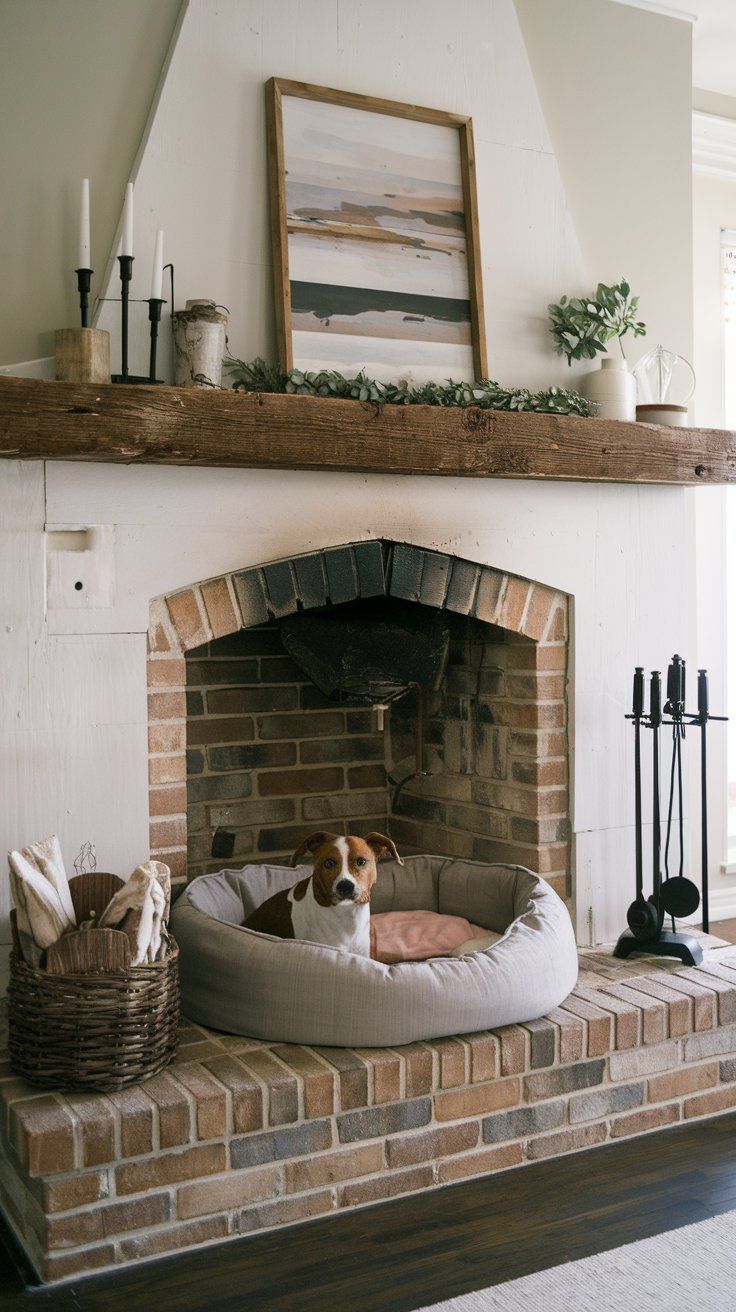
<box><xmin>613</xmin><ymin>0</ymin><xmax>736</xmax><ymax>98</ymax></box>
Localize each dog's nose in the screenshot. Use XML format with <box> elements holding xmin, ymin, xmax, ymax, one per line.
<box><xmin>335</xmin><ymin>878</ymin><xmax>355</xmax><ymax>899</ymax></box>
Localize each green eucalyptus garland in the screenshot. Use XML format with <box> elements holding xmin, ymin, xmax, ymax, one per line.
<box><xmin>223</xmin><ymin>355</ymin><xmax>595</xmax><ymax>417</ymax></box>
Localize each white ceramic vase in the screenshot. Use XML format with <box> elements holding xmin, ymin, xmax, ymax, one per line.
<box><xmin>580</xmin><ymin>357</ymin><xmax>637</xmax><ymax>421</ymax></box>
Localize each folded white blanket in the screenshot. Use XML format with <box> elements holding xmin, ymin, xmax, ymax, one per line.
<box><xmin>22</xmin><ymin>835</ymin><xmax>76</xmax><ymax>924</ymax></box>
<box><xmin>8</xmin><ymin>835</ymin><xmax>76</xmax><ymax>964</ymax></box>
<box><xmin>99</xmin><ymin>861</ymin><xmax>170</xmax><ymax>965</ymax></box>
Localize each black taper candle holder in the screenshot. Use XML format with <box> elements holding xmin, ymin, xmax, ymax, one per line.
<box><xmin>75</xmin><ymin>268</ymin><xmax>93</xmax><ymax>328</ymax></box>
<box><xmin>148</xmin><ymin>298</ymin><xmax>165</xmax><ymax>383</ymax></box>
<box><xmin>111</xmin><ymin>255</ymin><xmax>134</xmax><ymax>382</ymax></box>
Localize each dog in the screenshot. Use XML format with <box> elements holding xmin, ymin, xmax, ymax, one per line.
<box><xmin>244</xmin><ymin>830</ymin><xmax>403</xmax><ymax>956</ymax></box>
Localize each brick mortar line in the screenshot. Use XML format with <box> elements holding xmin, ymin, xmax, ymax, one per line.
<box><xmin>399</xmin><ymin>780</ymin><xmax>569</xmax><ymax>798</ymax></box>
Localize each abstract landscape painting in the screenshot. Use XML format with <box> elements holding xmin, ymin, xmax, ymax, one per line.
<box><xmin>267</xmin><ymin>81</ymin><xmax>486</xmax><ymax>383</ymax></box>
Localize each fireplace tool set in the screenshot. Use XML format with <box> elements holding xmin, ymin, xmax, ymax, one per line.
<box><xmin>614</xmin><ymin>656</ymin><xmax>726</xmax><ymax>966</ymax></box>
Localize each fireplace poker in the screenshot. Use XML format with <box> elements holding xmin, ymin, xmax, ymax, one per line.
<box><xmin>659</xmin><ymin>655</ymin><xmax>706</xmax><ymax>932</ymax></box>
<box><xmin>663</xmin><ymin>655</ymin><xmax>686</xmax><ymax>931</ymax></box>
<box><xmin>633</xmin><ymin>667</ymin><xmax>644</xmax><ymax>906</ymax></box>
<box><xmin>622</xmin><ymin>669</ymin><xmax>662</xmax><ymax>943</ymax></box>
<box><xmin>650</xmin><ymin>670</ymin><xmax>663</xmax><ymax>913</ymax></box>
<box><xmin>699</xmin><ymin>670</ymin><xmax>710</xmax><ymax>932</ymax></box>
<box><xmin>692</xmin><ymin>670</ymin><xmax>727</xmax><ymax>932</ymax></box>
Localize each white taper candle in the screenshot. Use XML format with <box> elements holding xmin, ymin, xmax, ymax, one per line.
<box><xmin>121</xmin><ymin>183</ymin><xmax>134</xmax><ymax>257</ymax></box>
<box><xmin>150</xmin><ymin>229</ymin><xmax>164</xmax><ymax>299</ymax></box>
<box><xmin>78</xmin><ymin>178</ymin><xmax>90</xmax><ymax>269</ymax></box>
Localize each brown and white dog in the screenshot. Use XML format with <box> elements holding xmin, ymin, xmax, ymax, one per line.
<box><xmin>244</xmin><ymin>831</ymin><xmax>403</xmax><ymax>956</ymax></box>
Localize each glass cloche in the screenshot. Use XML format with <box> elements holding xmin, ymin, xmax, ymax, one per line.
<box><xmin>633</xmin><ymin>345</ymin><xmax>695</xmax><ymax>427</ymax></box>
<box><xmin>633</xmin><ymin>344</ymin><xmax>695</xmax><ymax>406</ymax></box>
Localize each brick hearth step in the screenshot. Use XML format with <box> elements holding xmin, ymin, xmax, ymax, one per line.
<box><xmin>3</xmin><ymin>944</ymin><xmax>736</xmax><ymax>1283</ymax></box>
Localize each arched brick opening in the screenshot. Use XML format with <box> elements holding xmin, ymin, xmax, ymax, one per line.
<box><xmin>147</xmin><ymin>541</ymin><xmax>569</xmax><ymax>895</ymax></box>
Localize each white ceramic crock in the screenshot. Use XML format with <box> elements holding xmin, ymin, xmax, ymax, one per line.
<box><xmin>580</xmin><ymin>357</ymin><xmax>637</xmax><ymax>421</ymax></box>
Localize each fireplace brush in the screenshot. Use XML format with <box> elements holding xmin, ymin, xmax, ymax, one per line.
<box><xmin>614</xmin><ymin>654</ymin><xmax>726</xmax><ymax>965</ymax></box>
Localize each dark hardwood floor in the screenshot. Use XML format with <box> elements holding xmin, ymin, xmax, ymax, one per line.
<box><xmin>708</xmin><ymin>917</ymin><xmax>736</xmax><ymax>944</ymax></box>
<box><xmin>3</xmin><ymin>1112</ymin><xmax>736</xmax><ymax>1311</ymax></box>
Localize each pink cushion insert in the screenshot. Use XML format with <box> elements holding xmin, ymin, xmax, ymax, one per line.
<box><xmin>370</xmin><ymin>909</ymin><xmax>488</xmax><ymax>964</ymax></box>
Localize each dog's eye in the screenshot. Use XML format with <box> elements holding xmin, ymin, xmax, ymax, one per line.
<box><xmin>323</xmin><ymin>858</ymin><xmax>335</xmax><ymax>870</ymax></box>
<box><xmin>355</xmin><ymin>857</ymin><xmax>366</xmax><ymax>867</ymax></box>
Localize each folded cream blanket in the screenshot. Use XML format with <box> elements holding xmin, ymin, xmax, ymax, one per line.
<box><xmin>8</xmin><ymin>835</ymin><xmax>76</xmax><ymax>965</ymax></box>
<box><xmin>98</xmin><ymin>861</ymin><xmax>171</xmax><ymax>964</ymax></box>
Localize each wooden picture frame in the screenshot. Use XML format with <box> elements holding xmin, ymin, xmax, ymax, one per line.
<box><xmin>266</xmin><ymin>77</ymin><xmax>487</xmax><ymax>383</ymax></box>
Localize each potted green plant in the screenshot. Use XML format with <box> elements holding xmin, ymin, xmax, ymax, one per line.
<box><xmin>548</xmin><ymin>278</ymin><xmax>646</xmax><ymax>420</ymax></box>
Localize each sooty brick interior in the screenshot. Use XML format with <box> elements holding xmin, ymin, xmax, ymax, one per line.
<box><xmin>185</xmin><ymin>600</ymin><xmax>569</xmax><ymax>894</ymax></box>
<box><xmin>186</xmin><ymin>619</ymin><xmax>389</xmax><ymax>875</ymax></box>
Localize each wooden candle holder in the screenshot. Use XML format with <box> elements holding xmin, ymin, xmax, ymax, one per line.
<box><xmin>55</xmin><ymin>327</ymin><xmax>110</xmax><ymax>384</ymax></box>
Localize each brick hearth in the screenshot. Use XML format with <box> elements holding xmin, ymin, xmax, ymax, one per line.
<box><xmin>3</xmin><ymin>943</ymin><xmax>736</xmax><ymax>1283</ymax></box>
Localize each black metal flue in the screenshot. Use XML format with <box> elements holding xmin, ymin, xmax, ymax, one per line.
<box><xmin>280</xmin><ymin>599</ymin><xmax>450</xmax><ymax>708</ymax></box>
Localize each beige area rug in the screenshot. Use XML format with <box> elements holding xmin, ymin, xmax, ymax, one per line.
<box><xmin>416</xmin><ymin>1210</ymin><xmax>736</xmax><ymax>1311</ymax></box>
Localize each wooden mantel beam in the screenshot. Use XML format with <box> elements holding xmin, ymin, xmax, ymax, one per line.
<box><xmin>1</xmin><ymin>375</ymin><xmax>736</xmax><ymax>484</ymax></box>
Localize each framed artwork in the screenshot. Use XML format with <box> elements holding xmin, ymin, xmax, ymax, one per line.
<box><xmin>266</xmin><ymin>78</ymin><xmax>487</xmax><ymax>384</ymax></box>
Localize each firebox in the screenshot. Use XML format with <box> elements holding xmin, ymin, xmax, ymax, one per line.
<box><xmin>147</xmin><ymin>541</ymin><xmax>570</xmax><ymax>901</ymax></box>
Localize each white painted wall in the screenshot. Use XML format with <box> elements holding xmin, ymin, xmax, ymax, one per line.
<box><xmin>1</xmin><ymin>457</ymin><xmax>691</xmax><ymax>948</ymax></box>
<box><xmin>515</xmin><ymin>0</ymin><xmax>694</xmax><ymax>368</ymax></box>
<box><xmin>96</xmin><ymin>0</ymin><xmax>589</xmax><ymax>391</ymax></box>
<box><xmin>692</xmin><ymin>157</ymin><xmax>736</xmax><ymax>918</ymax></box>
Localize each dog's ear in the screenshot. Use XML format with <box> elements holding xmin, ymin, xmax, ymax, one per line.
<box><xmin>290</xmin><ymin>831</ymin><xmax>338</xmax><ymax>868</ymax></box>
<box><xmin>363</xmin><ymin>832</ymin><xmax>404</xmax><ymax>866</ymax></box>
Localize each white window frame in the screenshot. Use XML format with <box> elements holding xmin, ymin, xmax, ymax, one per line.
<box><xmin>721</xmin><ymin>229</ymin><xmax>736</xmax><ymax>873</ymax></box>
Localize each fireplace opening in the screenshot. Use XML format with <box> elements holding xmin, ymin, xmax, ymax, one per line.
<box><xmin>147</xmin><ymin>542</ymin><xmax>571</xmax><ymax>901</ymax></box>
<box><xmin>182</xmin><ymin>603</ymin><xmax>569</xmax><ymax>898</ymax></box>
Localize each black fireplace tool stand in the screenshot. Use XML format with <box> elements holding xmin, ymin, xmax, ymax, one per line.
<box><xmin>614</xmin><ymin>657</ymin><xmax>726</xmax><ymax>966</ymax></box>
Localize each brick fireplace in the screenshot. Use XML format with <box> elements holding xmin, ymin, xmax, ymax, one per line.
<box><xmin>1</xmin><ymin>442</ymin><xmax>707</xmax><ymax>1285</ymax></box>
<box><xmin>146</xmin><ymin>541</ymin><xmax>570</xmax><ymax>899</ymax></box>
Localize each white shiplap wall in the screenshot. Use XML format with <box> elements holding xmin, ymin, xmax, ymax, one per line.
<box><xmin>0</xmin><ymin>457</ymin><xmax>690</xmax><ymax>947</ymax></box>
<box><xmin>95</xmin><ymin>0</ymin><xmax>589</xmax><ymax>390</ymax></box>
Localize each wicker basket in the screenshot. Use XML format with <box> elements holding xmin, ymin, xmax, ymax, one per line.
<box><xmin>7</xmin><ymin>871</ymin><xmax>180</xmax><ymax>1092</ymax></box>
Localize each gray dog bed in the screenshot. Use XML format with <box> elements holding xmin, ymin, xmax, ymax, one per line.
<box><xmin>171</xmin><ymin>856</ymin><xmax>578</xmax><ymax>1047</ymax></box>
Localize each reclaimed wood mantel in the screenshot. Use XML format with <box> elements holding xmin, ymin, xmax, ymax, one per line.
<box><xmin>2</xmin><ymin>375</ymin><xmax>736</xmax><ymax>484</ymax></box>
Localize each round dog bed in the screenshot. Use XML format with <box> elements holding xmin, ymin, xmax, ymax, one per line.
<box><xmin>171</xmin><ymin>857</ymin><xmax>578</xmax><ymax>1047</ymax></box>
